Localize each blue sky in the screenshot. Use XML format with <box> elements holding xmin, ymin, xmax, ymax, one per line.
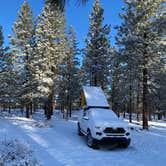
<box><xmin>0</xmin><ymin>0</ymin><xmax>124</xmax><ymax>48</ymax></box>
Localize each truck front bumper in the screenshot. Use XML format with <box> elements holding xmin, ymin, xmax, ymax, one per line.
<box><xmin>97</xmin><ymin>137</ymin><xmax>131</xmax><ymax>145</ymax></box>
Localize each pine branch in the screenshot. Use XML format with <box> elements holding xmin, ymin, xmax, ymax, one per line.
<box><xmin>46</xmin><ymin>0</ymin><xmax>89</xmax><ymax>10</ymax></box>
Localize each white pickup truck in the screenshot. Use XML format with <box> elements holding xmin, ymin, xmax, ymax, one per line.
<box><xmin>78</xmin><ymin>108</ymin><xmax>131</xmax><ymax>148</ymax></box>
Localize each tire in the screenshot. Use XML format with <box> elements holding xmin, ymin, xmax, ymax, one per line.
<box><xmin>78</xmin><ymin>123</ymin><xmax>83</xmax><ymax>136</ymax></box>
<box><xmin>87</xmin><ymin>131</ymin><xmax>98</xmax><ymax>149</ymax></box>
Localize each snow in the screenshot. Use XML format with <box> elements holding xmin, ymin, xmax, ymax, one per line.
<box><xmin>90</xmin><ymin>108</ymin><xmax>118</xmax><ymax>119</ymax></box>
<box><xmin>0</xmin><ymin>111</ymin><xmax>166</xmax><ymax>166</ymax></box>
<box><xmin>0</xmin><ymin>139</ymin><xmax>40</xmax><ymax>166</ymax></box>
<box><xmin>83</xmin><ymin>86</ymin><xmax>109</xmax><ymax>107</ymax></box>
<box><xmin>88</xmin><ymin>108</ymin><xmax>130</xmax><ymax>129</ymax></box>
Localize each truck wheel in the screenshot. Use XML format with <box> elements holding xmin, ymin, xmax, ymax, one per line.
<box><xmin>78</xmin><ymin>123</ymin><xmax>83</xmax><ymax>136</ymax></box>
<box><xmin>87</xmin><ymin>131</ymin><xmax>98</xmax><ymax>149</ymax></box>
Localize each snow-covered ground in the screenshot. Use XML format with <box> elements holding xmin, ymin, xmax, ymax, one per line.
<box><xmin>0</xmin><ymin>111</ymin><xmax>166</xmax><ymax>166</ymax></box>
<box><xmin>0</xmin><ymin>138</ymin><xmax>40</xmax><ymax>166</ymax></box>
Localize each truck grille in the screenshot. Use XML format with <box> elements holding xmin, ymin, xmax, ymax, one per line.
<box><xmin>104</xmin><ymin>127</ymin><xmax>125</xmax><ymax>134</ymax></box>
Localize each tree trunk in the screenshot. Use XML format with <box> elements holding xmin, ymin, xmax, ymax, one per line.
<box><xmin>94</xmin><ymin>75</ymin><xmax>97</xmax><ymax>86</ymax></box>
<box><xmin>33</xmin><ymin>101</ymin><xmax>37</xmax><ymax>112</ymax></box>
<box><xmin>8</xmin><ymin>105</ymin><xmax>11</xmax><ymax>114</ymax></box>
<box><xmin>69</xmin><ymin>99</ymin><xmax>72</xmax><ymax>118</ymax></box>
<box><xmin>142</xmin><ymin>67</ymin><xmax>148</xmax><ymax>129</ymax></box>
<box><xmin>123</xmin><ymin>104</ymin><xmax>126</xmax><ymax>119</ymax></box>
<box><xmin>45</xmin><ymin>100</ymin><xmax>51</xmax><ymax>120</ymax></box>
<box><xmin>148</xmin><ymin>104</ymin><xmax>152</xmax><ymax>121</ymax></box>
<box><xmin>157</xmin><ymin>113</ymin><xmax>161</xmax><ymax>120</ymax></box>
<box><xmin>142</xmin><ymin>32</ymin><xmax>149</xmax><ymax>130</ymax></box>
<box><xmin>44</xmin><ymin>104</ymin><xmax>47</xmax><ymax>116</ymax></box>
<box><xmin>50</xmin><ymin>84</ymin><xmax>55</xmax><ymax>116</ymax></box>
<box><xmin>66</xmin><ymin>91</ymin><xmax>70</xmax><ymax>120</ymax></box>
<box><xmin>136</xmin><ymin>84</ymin><xmax>141</xmax><ymax>122</ymax></box>
<box><xmin>3</xmin><ymin>104</ymin><xmax>5</xmax><ymax>112</ymax></box>
<box><xmin>26</xmin><ymin>105</ymin><xmax>30</xmax><ymax>118</ymax></box>
<box><xmin>111</xmin><ymin>81</ymin><xmax>115</xmax><ymax>111</ymax></box>
<box><xmin>29</xmin><ymin>101</ymin><xmax>32</xmax><ymax>119</ymax></box>
<box><xmin>45</xmin><ymin>84</ymin><xmax>55</xmax><ymax>120</ymax></box>
<box><xmin>129</xmin><ymin>84</ymin><xmax>132</xmax><ymax>123</ymax></box>
<box><xmin>140</xmin><ymin>31</ymin><xmax>149</xmax><ymax>129</ymax></box>
<box><xmin>62</xmin><ymin>106</ymin><xmax>65</xmax><ymax>119</ymax></box>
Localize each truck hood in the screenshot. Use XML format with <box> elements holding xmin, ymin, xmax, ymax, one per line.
<box><xmin>93</xmin><ymin>119</ymin><xmax>129</xmax><ymax>128</ymax></box>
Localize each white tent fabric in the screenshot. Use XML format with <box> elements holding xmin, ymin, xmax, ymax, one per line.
<box><xmin>83</xmin><ymin>86</ymin><xmax>109</xmax><ymax>107</ymax></box>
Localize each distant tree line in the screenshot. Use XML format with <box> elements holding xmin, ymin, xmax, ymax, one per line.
<box><xmin>0</xmin><ymin>0</ymin><xmax>165</xmax><ymax>129</ymax></box>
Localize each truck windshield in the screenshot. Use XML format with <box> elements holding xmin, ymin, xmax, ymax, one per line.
<box><xmin>90</xmin><ymin>109</ymin><xmax>118</xmax><ymax>120</ymax></box>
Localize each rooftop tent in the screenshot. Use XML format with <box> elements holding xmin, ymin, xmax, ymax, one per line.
<box><xmin>81</xmin><ymin>86</ymin><xmax>110</xmax><ymax>108</ymax></box>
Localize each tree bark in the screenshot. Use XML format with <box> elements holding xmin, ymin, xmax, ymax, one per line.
<box><xmin>45</xmin><ymin>84</ymin><xmax>55</xmax><ymax>120</ymax></box>
<box><xmin>123</xmin><ymin>104</ymin><xmax>126</xmax><ymax>119</ymax></box>
<box><xmin>69</xmin><ymin>99</ymin><xmax>72</xmax><ymax>117</ymax></box>
<box><xmin>111</xmin><ymin>81</ymin><xmax>115</xmax><ymax>111</ymax></box>
<box><xmin>136</xmin><ymin>84</ymin><xmax>141</xmax><ymax>122</ymax></box>
<box><xmin>142</xmin><ymin>65</ymin><xmax>148</xmax><ymax>129</ymax></box>
<box><xmin>142</xmin><ymin>32</ymin><xmax>149</xmax><ymax>130</ymax></box>
<box><xmin>3</xmin><ymin>104</ymin><xmax>5</xmax><ymax>112</ymax></box>
<box><xmin>26</xmin><ymin>105</ymin><xmax>30</xmax><ymax>118</ymax></box>
<box><xmin>148</xmin><ymin>104</ymin><xmax>152</xmax><ymax>121</ymax></box>
<box><xmin>45</xmin><ymin>100</ymin><xmax>51</xmax><ymax>120</ymax></box>
<box><xmin>94</xmin><ymin>75</ymin><xmax>97</xmax><ymax>86</ymax></box>
<box><xmin>29</xmin><ymin>101</ymin><xmax>32</xmax><ymax>119</ymax></box>
<box><xmin>8</xmin><ymin>105</ymin><xmax>11</xmax><ymax>114</ymax></box>
<box><xmin>129</xmin><ymin>84</ymin><xmax>132</xmax><ymax>123</ymax></box>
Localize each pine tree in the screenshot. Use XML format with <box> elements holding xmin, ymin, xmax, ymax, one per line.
<box><xmin>33</xmin><ymin>3</ymin><xmax>67</xmax><ymax>119</ymax></box>
<box><xmin>0</xmin><ymin>27</ymin><xmax>19</xmax><ymax>112</ymax></box>
<box><xmin>136</xmin><ymin>0</ymin><xmax>165</xmax><ymax>129</ymax></box>
<box><xmin>0</xmin><ymin>26</ymin><xmax>9</xmax><ymax>110</ymax></box>
<box><xmin>115</xmin><ymin>0</ymin><xmax>142</xmax><ymax>122</ymax></box>
<box><xmin>58</xmin><ymin>26</ymin><xmax>81</xmax><ymax>118</ymax></box>
<box><xmin>151</xmin><ymin>15</ymin><xmax>166</xmax><ymax>118</ymax></box>
<box><xmin>0</xmin><ymin>26</ymin><xmax>8</xmax><ymax>73</ymax></box>
<box><xmin>10</xmin><ymin>1</ymin><xmax>35</xmax><ymax>118</ymax></box>
<box><xmin>46</xmin><ymin>0</ymin><xmax>88</xmax><ymax>10</ymax></box>
<box><xmin>110</xmin><ymin>48</ymin><xmax>128</xmax><ymax>117</ymax></box>
<box><xmin>0</xmin><ymin>53</ymin><xmax>20</xmax><ymax>112</ymax></box>
<box><xmin>83</xmin><ymin>0</ymin><xmax>111</xmax><ymax>90</ymax></box>
<box><xmin>115</xmin><ymin>0</ymin><xmax>166</xmax><ymax>129</ymax></box>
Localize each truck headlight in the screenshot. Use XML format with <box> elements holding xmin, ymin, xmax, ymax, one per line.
<box><xmin>95</xmin><ymin>126</ymin><xmax>101</xmax><ymax>129</ymax></box>
<box><xmin>96</xmin><ymin>132</ymin><xmax>102</xmax><ymax>136</ymax></box>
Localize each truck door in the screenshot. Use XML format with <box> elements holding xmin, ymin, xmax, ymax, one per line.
<box><xmin>81</xmin><ymin>109</ymin><xmax>89</xmax><ymax>134</ymax></box>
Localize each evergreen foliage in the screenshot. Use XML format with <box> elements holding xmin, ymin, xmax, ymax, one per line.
<box><xmin>9</xmin><ymin>1</ymin><xmax>35</xmax><ymax>118</ymax></box>
<box><xmin>0</xmin><ymin>0</ymin><xmax>165</xmax><ymax>125</ymax></box>
<box><xmin>58</xmin><ymin>26</ymin><xmax>81</xmax><ymax>118</ymax></box>
<box><xmin>46</xmin><ymin>0</ymin><xmax>88</xmax><ymax>10</ymax></box>
<box><xmin>115</xmin><ymin>0</ymin><xmax>166</xmax><ymax>129</ymax></box>
<box><xmin>33</xmin><ymin>2</ymin><xmax>67</xmax><ymax>119</ymax></box>
<box><xmin>83</xmin><ymin>0</ymin><xmax>111</xmax><ymax>90</ymax></box>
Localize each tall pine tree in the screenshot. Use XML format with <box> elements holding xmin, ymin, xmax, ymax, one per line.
<box><xmin>83</xmin><ymin>0</ymin><xmax>111</xmax><ymax>90</ymax></box>
<box><xmin>33</xmin><ymin>2</ymin><xmax>67</xmax><ymax>119</ymax></box>
<box><xmin>0</xmin><ymin>26</ymin><xmax>9</xmax><ymax>110</ymax></box>
<box><xmin>58</xmin><ymin>26</ymin><xmax>81</xmax><ymax>118</ymax></box>
<box><xmin>10</xmin><ymin>1</ymin><xmax>35</xmax><ymax>118</ymax></box>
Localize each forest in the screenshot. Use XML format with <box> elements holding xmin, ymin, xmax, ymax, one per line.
<box><xmin>0</xmin><ymin>0</ymin><xmax>166</xmax><ymax>131</ymax></box>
